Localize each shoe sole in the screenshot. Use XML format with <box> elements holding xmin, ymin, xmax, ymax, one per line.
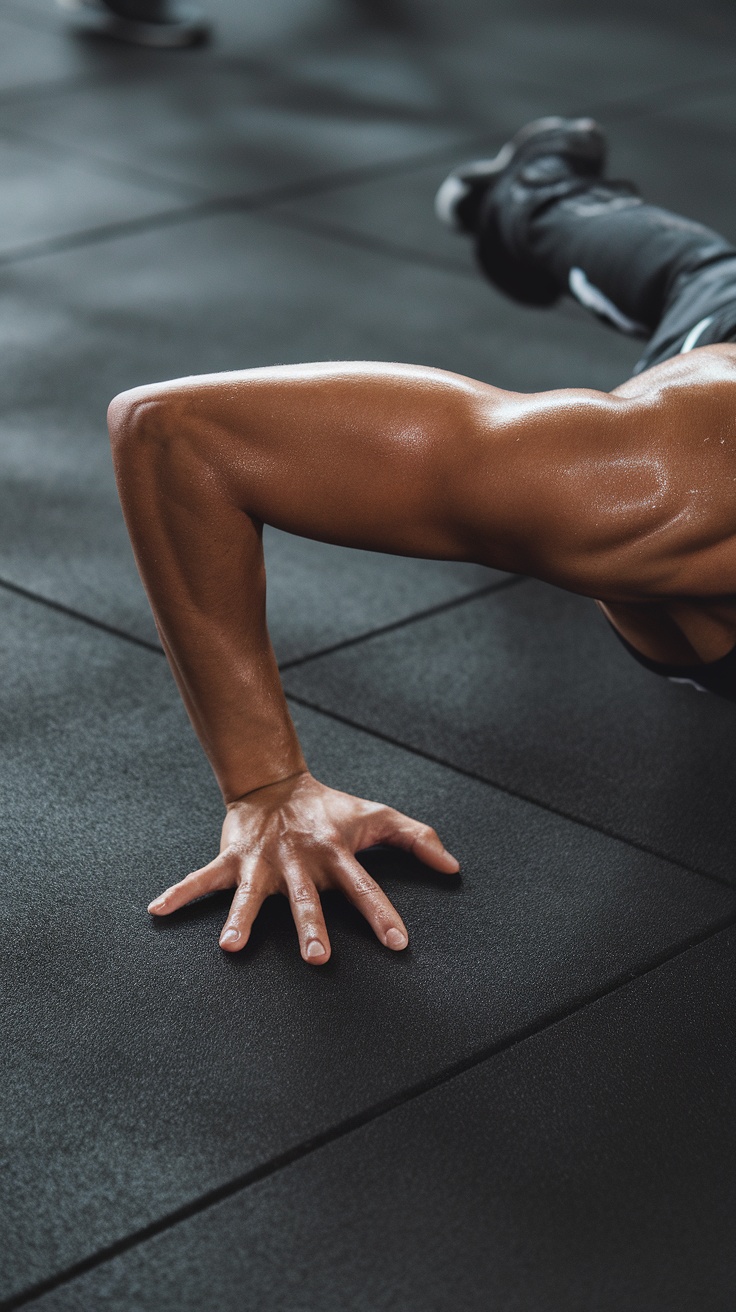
<box><xmin>435</xmin><ymin>115</ymin><xmax>604</xmax><ymax>231</ymax></box>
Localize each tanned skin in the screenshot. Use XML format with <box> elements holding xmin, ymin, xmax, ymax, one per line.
<box><xmin>108</xmin><ymin>345</ymin><xmax>736</xmax><ymax>964</ymax></box>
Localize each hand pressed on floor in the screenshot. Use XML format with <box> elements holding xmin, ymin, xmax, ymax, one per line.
<box><xmin>147</xmin><ymin>772</ymin><xmax>460</xmax><ymax>965</ymax></box>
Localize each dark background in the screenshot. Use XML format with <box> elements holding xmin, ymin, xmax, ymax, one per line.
<box><xmin>1</xmin><ymin>1</ymin><xmax>735</xmax><ymax>1307</ymax></box>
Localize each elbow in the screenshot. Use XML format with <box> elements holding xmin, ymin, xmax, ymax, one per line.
<box><xmin>108</xmin><ymin>383</ymin><xmax>176</xmax><ymax>471</ymax></box>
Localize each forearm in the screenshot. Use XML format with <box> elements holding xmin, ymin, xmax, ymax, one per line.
<box><xmin>109</xmin><ymin>389</ymin><xmax>306</xmax><ymax>802</ymax></box>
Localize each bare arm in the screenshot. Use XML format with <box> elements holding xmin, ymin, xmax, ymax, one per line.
<box><xmin>110</xmin><ymin>362</ymin><xmax>495</xmax><ymax>962</ymax></box>
<box><xmin>107</xmin><ymin>359</ymin><xmax>681</xmax><ymax>962</ymax></box>
<box><xmin>109</xmin><ymin>363</ymin><xmax>486</xmax><ymax>799</ymax></box>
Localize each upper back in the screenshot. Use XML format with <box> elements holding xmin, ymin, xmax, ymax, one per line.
<box><xmin>468</xmin><ymin>344</ymin><xmax>736</xmax><ymax>602</ymax></box>
<box><xmin>611</xmin><ymin>344</ymin><xmax>736</xmax><ymax>596</ymax></box>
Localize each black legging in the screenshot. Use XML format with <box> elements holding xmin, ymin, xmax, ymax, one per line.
<box><xmin>477</xmin><ymin>165</ymin><xmax>736</xmax><ymax>374</ymax></box>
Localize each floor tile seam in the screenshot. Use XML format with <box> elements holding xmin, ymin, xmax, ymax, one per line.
<box><xmin>278</xmin><ymin>575</ymin><xmax>527</xmax><ymax>672</ymax></box>
<box><xmin>215</xmin><ymin>72</ymin><xmax>461</xmax><ymax>135</ymax></box>
<box><xmin>6</xmin><ymin>908</ymin><xmax>735</xmax><ymax>1312</ymax></box>
<box><xmin>260</xmin><ymin>76</ymin><xmax>736</xmax><ymax>258</ymax></box>
<box><xmin>0</xmin><ymin>68</ymin><xmax>125</xmax><ymax>110</ymax></box>
<box><xmin>245</xmin><ymin>210</ymin><xmax>615</xmax><ymax>331</ymax></box>
<box><xmin>0</xmin><ymin>572</ymin><xmax>525</xmax><ymax>666</ymax></box>
<box><xmin>262</xmin><ymin>208</ymin><xmax>477</xmax><ymax>281</ymax></box>
<box><xmin>0</xmin><ymin>58</ymin><xmax>729</xmax><ymax>271</ymax></box>
<box><xmin>7</xmin><ymin>54</ymin><xmax>729</xmax><ymax>274</ymax></box>
<box><xmin>283</xmin><ymin>690</ymin><xmax>736</xmax><ymax>895</ymax></box>
<box><xmin>0</xmin><ymin>132</ymin><xmax>496</xmax><ymax>270</ymax></box>
<box><xmin>0</xmin><ymin>39</ymin><xmax>726</xmax><ymax>122</ymax></box>
<box><xmin>0</xmin><ymin>575</ymin><xmax>163</xmax><ymax>653</ymax></box>
<box><xmin>0</xmin><ymin>572</ymin><xmax>730</xmax><ymax>894</ymax></box>
<box><xmin>0</xmin><ymin>122</ymin><xmax>205</xmax><ymax>203</ymax></box>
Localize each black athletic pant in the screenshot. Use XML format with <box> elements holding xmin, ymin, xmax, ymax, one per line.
<box><xmin>478</xmin><ymin>166</ymin><xmax>736</xmax><ymax>374</ymax></box>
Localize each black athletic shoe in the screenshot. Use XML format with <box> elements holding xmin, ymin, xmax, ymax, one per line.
<box><xmin>59</xmin><ymin>0</ymin><xmax>210</xmax><ymax>48</ymax></box>
<box><xmin>434</xmin><ymin>116</ymin><xmax>607</xmax><ymax>305</ymax></box>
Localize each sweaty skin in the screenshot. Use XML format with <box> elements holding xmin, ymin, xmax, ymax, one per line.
<box><xmin>108</xmin><ymin>346</ymin><xmax>736</xmax><ymax>963</ymax></box>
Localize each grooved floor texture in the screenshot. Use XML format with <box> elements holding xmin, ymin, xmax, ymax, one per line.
<box><xmin>283</xmin><ymin>580</ymin><xmax>736</xmax><ymax>880</ymax></box>
<box><xmin>29</xmin><ymin>929</ymin><xmax>736</xmax><ymax>1312</ymax></box>
<box><xmin>1</xmin><ymin>1</ymin><xmax>735</xmax><ymax>1309</ymax></box>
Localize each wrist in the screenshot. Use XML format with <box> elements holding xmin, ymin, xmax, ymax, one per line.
<box><xmin>216</xmin><ymin>727</ymin><xmax>307</xmax><ymax>805</ymax></box>
<box><xmin>224</xmin><ymin>766</ymin><xmax>311</xmax><ymax>809</ymax></box>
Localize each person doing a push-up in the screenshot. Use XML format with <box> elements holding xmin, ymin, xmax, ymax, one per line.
<box><xmin>108</xmin><ymin>118</ymin><xmax>736</xmax><ymax>965</ymax></box>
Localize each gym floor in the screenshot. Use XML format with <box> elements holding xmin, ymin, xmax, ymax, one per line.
<box><xmin>2</xmin><ymin>1</ymin><xmax>736</xmax><ymax>1307</ymax></box>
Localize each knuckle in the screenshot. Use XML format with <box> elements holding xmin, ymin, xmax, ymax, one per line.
<box><xmin>290</xmin><ymin>882</ymin><xmax>317</xmax><ymax>905</ymax></box>
<box><xmin>349</xmin><ymin>872</ymin><xmax>376</xmax><ymax>899</ymax></box>
<box><xmin>409</xmin><ymin>825</ymin><xmax>436</xmax><ymax>854</ymax></box>
<box><xmin>234</xmin><ymin>877</ymin><xmax>257</xmax><ymax>899</ymax></box>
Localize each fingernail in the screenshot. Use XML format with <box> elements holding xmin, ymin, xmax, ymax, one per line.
<box><xmin>306</xmin><ymin>939</ymin><xmax>325</xmax><ymax>959</ymax></box>
<box><xmin>148</xmin><ymin>897</ymin><xmax>166</xmax><ymax>912</ymax></box>
<box><xmin>220</xmin><ymin>927</ymin><xmax>240</xmax><ymax>945</ymax></box>
<box><xmin>385</xmin><ymin>928</ymin><xmax>407</xmax><ymax>950</ymax></box>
